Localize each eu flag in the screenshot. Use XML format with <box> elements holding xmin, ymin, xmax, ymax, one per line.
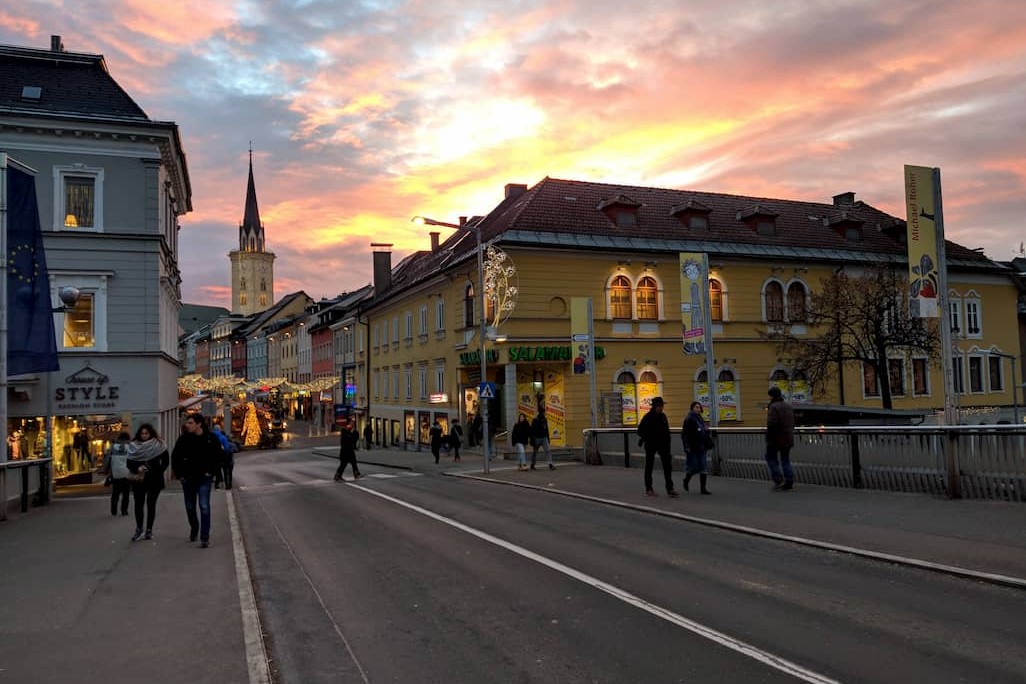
<box><xmin>6</xmin><ymin>165</ymin><xmax>58</xmax><ymax>375</ymax></box>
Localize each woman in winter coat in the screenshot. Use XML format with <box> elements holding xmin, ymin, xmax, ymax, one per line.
<box><xmin>511</xmin><ymin>413</ymin><xmax>531</xmax><ymax>471</ymax></box>
<box><xmin>126</xmin><ymin>423</ymin><xmax>170</xmax><ymax>541</ymax></box>
<box><xmin>681</xmin><ymin>402</ymin><xmax>712</xmax><ymax>495</ymax></box>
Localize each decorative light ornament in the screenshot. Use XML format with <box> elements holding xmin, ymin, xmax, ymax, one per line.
<box><xmin>483</xmin><ymin>245</ymin><xmax>518</xmax><ymax>329</ymax></box>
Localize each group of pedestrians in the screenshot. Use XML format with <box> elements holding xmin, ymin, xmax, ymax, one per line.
<box><xmin>636</xmin><ymin>388</ymin><xmax>796</xmax><ymax>497</ymax></box>
<box><xmin>102</xmin><ymin>414</ymin><xmax>227</xmax><ymax>548</ymax></box>
<box><xmin>511</xmin><ymin>410</ymin><xmax>555</xmax><ymax>471</ymax></box>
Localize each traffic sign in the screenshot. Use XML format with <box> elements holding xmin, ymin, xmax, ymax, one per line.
<box><xmin>478</xmin><ymin>381</ymin><xmax>496</xmax><ymax>399</ymax></box>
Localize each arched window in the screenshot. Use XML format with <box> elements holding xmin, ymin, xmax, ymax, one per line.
<box><xmin>718</xmin><ymin>369</ymin><xmax>735</xmax><ymax>382</ymax></box>
<box><xmin>640</xmin><ymin>370</ymin><xmax>658</xmax><ymax>383</ymax></box>
<box><xmin>709</xmin><ymin>279</ymin><xmax>723</xmax><ymax>322</ymax></box>
<box><xmin>464</xmin><ymin>283</ymin><xmax>475</xmax><ymax>328</ymax></box>
<box><xmin>260</xmin><ymin>278</ymin><xmax>267</xmax><ymax>292</ymax></box>
<box><xmin>610</xmin><ymin>275</ymin><xmax>632</xmax><ymax>319</ymax></box>
<box><xmin>770</xmin><ymin>369</ymin><xmax>789</xmax><ymax>381</ymax></box>
<box><xmin>764</xmin><ymin>281</ymin><xmax>784</xmax><ymax>322</ymax></box>
<box><xmin>636</xmin><ymin>276</ymin><xmax>658</xmax><ymax>320</ymax></box>
<box><xmin>616</xmin><ymin>371</ymin><xmax>636</xmax><ymax>383</ymax></box>
<box><xmin>787</xmin><ymin>282</ymin><xmax>807</xmax><ymax>322</ymax></box>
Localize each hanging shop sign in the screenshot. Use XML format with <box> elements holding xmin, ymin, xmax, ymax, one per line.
<box><xmin>54</xmin><ymin>365</ymin><xmax>120</xmax><ymax>412</ymax></box>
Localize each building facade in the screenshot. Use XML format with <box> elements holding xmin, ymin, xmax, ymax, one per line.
<box><xmin>0</xmin><ymin>36</ymin><xmax>192</xmax><ymax>478</ymax></box>
<box><xmin>361</xmin><ymin>179</ymin><xmax>1021</xmax><ymax>451</ymax></box>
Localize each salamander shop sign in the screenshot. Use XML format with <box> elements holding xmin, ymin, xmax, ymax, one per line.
<box><xmin>460</xmin><ymin>346</ymin><xmax>605</xmax><ymax>365</ymax></box>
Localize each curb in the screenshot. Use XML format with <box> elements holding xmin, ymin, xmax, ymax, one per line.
<box><xmin>446</xmin><ymin>472</ymin><xmax>1026</xmax><ymax>592</ymax></box>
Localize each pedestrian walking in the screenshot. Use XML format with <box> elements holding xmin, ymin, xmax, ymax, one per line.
<box><xmin>637</xmin><ymin>397</ymin><xmax>677</xmax><ymax>497</ymax></box>
<box><xmin>530</xmin><ymin>410</ymin><xmax>555</xmax><ymax>470</ymax></box>
<box><xmin>335</xmin><ymin>420</ymin><xmax>362</xmax><ymax>481</ymax></box>
<box><xmin>126</xmin><ymin>424</ymin><xmax>170</xmax><ymax>541</ymax></box>
<box><xmin>103</xmin><ymin>431</ymin><xmax>132</xmax><ymax>516</ymax></box>
<box><xmin>512</xmin><ymin>413</ymin><xmax>531</xmax><ymax>471</ymax></box>
<box><xmin>470</xmin><ymin>412</ymin><xmax>483</xmax><ymax>448</ymax></box>
<box><xmin>211</xmin><ymin>424</ymin><xmax>235</xmax><ymax>490</ymax></box>
<box><xmin>429</xmin><ymin>419</ymin><xmax>444</xmax><ymax>463</ymax></box>
<box><xmin>448</xmin><ymin>419</ymin><xmax>463</xmax><ymax>461</ymax></box>
<box><xmin>171</xmin><ymin>414</ymin><xmax>224</xmax><ymax>548</ymax></box>
<box><xmin>681</xmin><ymin>402</ymin><xmax>712</xmax><ymax>495</ymax></box>
<box><xmin>363</xmin><ymin>423</ymin><xmax>373</xmax><ymax>450</ymax></box>
<box><xmin>765</xmin><ymin>387</ymin><xmax>796</xmax><ymax>490</ymax></box>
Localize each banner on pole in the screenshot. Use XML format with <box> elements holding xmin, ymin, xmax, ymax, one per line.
<box><xmin>570</xmin><ymin>297</ymin><xmax>592</xmax><ymax>374</ymax></box>
<box><xmin>904</xmin><ymin>165</ymin><xmax>940</xmax><ymax>318</ymax></box>
<box><xmin>678</xmin><ymin>253</ymin><xmax>709</xmax><ymax>354</ymax></box>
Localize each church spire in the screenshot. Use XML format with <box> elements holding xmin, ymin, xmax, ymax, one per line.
<box><xmin>240</xmin><ymin>143</ymin><xmax>264</xmax><ymax>252</ymax></box>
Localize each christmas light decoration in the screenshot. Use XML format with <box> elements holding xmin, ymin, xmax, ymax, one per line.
<box><xmin>241</xmin><ymin>401</ymin><xmax>262</xmax><ymax>447</ymax></box>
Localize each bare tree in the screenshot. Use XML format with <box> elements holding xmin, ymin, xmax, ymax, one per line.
<box><xmin>771</xmin><ymin>266</ymin><xmax>941</xmax><ymax>409</ymax></box>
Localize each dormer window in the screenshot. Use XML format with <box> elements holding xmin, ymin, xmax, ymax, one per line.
<box><xmin>670</xmin><ymin>198</ymin><xmax>712</xmax><ymax>230</ymax></box>
<box><xmin>826</xmin><ymin>211</ymin><xmax>864</xmax><ymax>241</ymax></box>
<box><xmin>598</xmin><ymin>194</ymin><xmax>641</xmax><ymax>228</ymax></box>
<box><xmin>737</xmin><ymin>205</ymin><xmax>779</xmax><ymax>236</ymax></box>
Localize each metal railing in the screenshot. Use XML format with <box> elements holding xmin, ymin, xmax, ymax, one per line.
<box><xmin>583</xmin><ymin>426</ymin><xmax>1026</xmax><ymax>502</ymax></box>
<box><xmin>0</xmin><ymin>458</ymin><xmax>53</xmax><ymax>520</ymax></box>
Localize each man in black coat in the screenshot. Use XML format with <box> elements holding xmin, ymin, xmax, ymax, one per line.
<box><xmin>171</xmin><ymin>414</ymin><xmax>225</xmax><ymax>548</ymax></box>
<box><xmin>636</xmin><ymin>397</ymin><xmax>677</xmax><ymax>497</ymax></box>
<box><xmin>335</xmin><ymin>420</ymin><xmax>362</xmax><ymax>482</ymax></box>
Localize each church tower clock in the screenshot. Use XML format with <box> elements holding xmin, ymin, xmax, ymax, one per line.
<box><xmin>229</xmin><ymin>148</ymin><xmax>275</xmax><ymax>314</ymax></box>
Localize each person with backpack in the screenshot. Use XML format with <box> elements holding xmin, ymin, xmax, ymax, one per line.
<box><xmin>103</xmin><ymin>431</ymin><xmax>132</xmax><ymax>516</ymax></box>
<box><xmin>448</xmin><ymin>418</ymin><xmax>463</xmax><ymax>462</ymax></box>
<box><xmin>211</xmin><ymin>424</ymin><xmax>235</xmax><ymax>490</ymax></box>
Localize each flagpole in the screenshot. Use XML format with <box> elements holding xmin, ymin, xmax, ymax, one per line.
<box><xmin>0</xmin><ymin>154</ymin><xmax>10</xmax><ymax>517</ymax></box>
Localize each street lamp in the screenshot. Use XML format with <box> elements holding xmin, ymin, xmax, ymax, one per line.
<box><xmin>412</xmin><ymin>215</ymin><xmax>492</xmax><ymax>473</ymax></box>
<box><xmin>45</xmin><ymin>286</ymin><xmax>81</xmax><ymax>464</ymax></box>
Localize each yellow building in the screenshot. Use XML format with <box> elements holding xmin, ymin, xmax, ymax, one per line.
<box><xmin>363</xmin><ymin>179</ymin><xmax>1021</xmax><ymax>450</ymax></box>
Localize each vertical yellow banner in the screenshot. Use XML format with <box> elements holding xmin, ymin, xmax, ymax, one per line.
<box><xmin>545</xmin><ymin>369</ymin><xmax>566</xmax><ymax>446</ymax></box>
<box><xmin>679</xmin><ymin>253</ymin><xmax>708</xmax><ymax>354</ymax></box>
<box><xmin>904</xmin><ymin>165</ymin><xmax>940</xmax><ymax>318</ymax></box>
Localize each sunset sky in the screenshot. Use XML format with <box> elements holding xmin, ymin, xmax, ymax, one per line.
<box><xmin>3</xmin><ymin>1</ymin><xmax>1025</xmax><ymax>307</ymax></box>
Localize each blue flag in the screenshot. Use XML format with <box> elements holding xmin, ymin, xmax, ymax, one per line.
<box><xmin>6</xmin><ymin>165</ymin><xmax>58</xmax><ymax>375</ymax></box>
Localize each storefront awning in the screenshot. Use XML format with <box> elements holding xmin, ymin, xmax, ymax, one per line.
<box><xmin>178</xmin><ymin>395</ymin><xmax>206</xmax><ymax>410</ymax></box>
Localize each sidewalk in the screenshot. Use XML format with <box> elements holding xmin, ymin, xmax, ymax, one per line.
<box><xmin>0</xmin><ymin>485</ymin><xmax>249</xmax><ymax>684</ymax></box>
<box><xmin>315</xmin><ymin>444</ymin><xmax>1026</xmax><ymax>583</ymax></box>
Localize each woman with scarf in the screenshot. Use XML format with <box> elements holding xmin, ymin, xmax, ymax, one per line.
<box><xmin>126</xmin><ymin>423</ymin><xmax>169</xmax><ymax>541</ymax></box>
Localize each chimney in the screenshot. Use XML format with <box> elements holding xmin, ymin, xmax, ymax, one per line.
<box><xmin>459</xmin><ymin>216</ymin><xmax>467</xmax><ymax>226</ymax></box>
<box><xmin>429</xmin><ymin>231</ymin><xmax>440</xmax><ymax>252</ymax></box>
<box><xmin>50</xmin><ymin>35</ymin><xmax>64</xmax><ymax>52</ymax></box>
<box><xmin>505</xmin><ymin>183</ymin><xmax>527</xmax><ymax>199</ymax></box>
<box><xmin>832</xmin><ymin>192</ymin><xmax>855</xmax><ymax>207</ymax></box>
<box><xmin>371</xmin><ymin>243</ymin><xmax>392</xmax><ymax>294</ymax></box>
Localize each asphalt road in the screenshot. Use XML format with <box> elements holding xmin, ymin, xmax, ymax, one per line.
<box><xmin>233</xmin><ymin>447</ymin><xmax>1026</xmax><ymax>684</ymax></box>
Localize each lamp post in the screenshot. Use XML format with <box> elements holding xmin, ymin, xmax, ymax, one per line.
<box><xmin>44</xmin><ymin>286</ymin><xmax>82</xmax><ymax>466</ymax></box>
<box><xmin>413</xmin><ymin>216</ymin><xmax>491</xmax><ymax>473</ymax></box>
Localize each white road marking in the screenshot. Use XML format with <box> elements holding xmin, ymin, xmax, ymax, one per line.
<box><xmin>227</xmin><ymin>490</ymin><xmax>272</xmax><ymax>684</ymax></box>
<box><xmin>350</xmin><ymin>484</ymin><xmax>841</xmax><ymax>684</ymax></box>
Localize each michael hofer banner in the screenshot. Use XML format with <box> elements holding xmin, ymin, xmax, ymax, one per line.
<box><xmin>678</xmin><ymin>252</ymin><xmax>708</xmax><ymax>354</ymax></box>
<box><xmin>904</xmin><ymin>165</ymin><xmax>940</xmax><ymax>318</ymax></box>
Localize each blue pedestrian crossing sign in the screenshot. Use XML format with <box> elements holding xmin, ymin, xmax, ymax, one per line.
<box><xmin>478</xmin><ymin>381</ymin><xmax>497</xmax><ymax>399</ymax></box>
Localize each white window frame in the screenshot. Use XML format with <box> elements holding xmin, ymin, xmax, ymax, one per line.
<box><xmin>435</xmin><ymin>364</ymin><xmax>445</xmax><ymax>393</ymax></box>
<box><xmin>435</xmin><ymin>297</ymin><xmax>445</xmax><ymax>331</ymax></box>
<box><xmin>404</xmin><ymin>367</ymin><xmax>413</xmax><ymax>400</ymax></box>
<box><xmin>987</xmin><ymin>354</ymin><xmax>1004</xmax><ymax>393</ymax></box>
<box><xmin>952</xmin><ymin>355</ymin><xmax>965</xmax><ymax>394</ymax></box>
<box><xmin>392</xmin><ymin>316</ymin><xmax>400</xmax><ymax>344</ymax></box>
<box><xmin>418</xmin><ymin>365</ymin><xmax>428</xmax><ymax>399</ymax></box>
<box><xmin>911</xmin><ymin>357</ymin><xmax>931</xmax><ymax>397</ymax></box>
<box><xmin>392</xmin><ymin>369</ymin><xmax>400</xmax><ymax>400</ymax></box>
<box><xmin>762</xmin><ymin>279</ymin><xmax>786</xmax><ymax>323</ymax></box>
<box><xmin>50</xmin><ymin>273</ymin><xmax>109</xmax><ymax>352</ymax></box>
<box><xmin>967</xmin><ymin>354</ymin><xmax>985</xmax><ymax>394</ymax></box>
<box><xmin>53</xmin><ymin>164</ymin><xmax>105</xmax><ymax>232</ymax></box>
<box><xmin>948</xmin><ymin>295</ymin><xmax>962</xmax><ymax>337</ymax></box>
<box><xmin>419</xmin><ymin>306</ymin><xmax>428</xmax><ymax>336</ymax></box>
<box><xmin>887</xmin><ymin>357</ymin><xmax>906</xmax><ymax>397</ymax></box>
<box><xmin>862</xmin><ymin>362</ymin><xmax>880</xmax><ymax>398</ymax></box>
<box><xmin>964</xmin><ymin>293</ymin><xmax>982</xmax><ymax>339</ymax></box>
<box><xmin>405</xmin><ymin>311</ymin><xmax>413</xmax><ymax>340</ymax></box>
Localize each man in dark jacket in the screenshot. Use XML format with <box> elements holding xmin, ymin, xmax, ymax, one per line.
<box><xmin>335</xmin><ymin>420</ymin><xmax>362</xmax><ymax>481</ymax></box>
<box><xmin>171</xmin><ymin>414</ymin><xmax>225</xmax><ymax>548</ymax></box>
<box><xmin>765</xmin><ymin>387</ymin><xmax>796</xmax><ymax>490</ymax></box>
<box><xmin>529</xmin><ymin>410</ymin><xmax>554</xmax><ymax>470</ymax></box>
<box><xmin>637</xmin><ymin>397</ymin><xmax>677</xmax><ymax>497</ymax></box>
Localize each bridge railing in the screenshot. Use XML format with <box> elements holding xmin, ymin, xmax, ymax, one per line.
<box><xmin>582</xmin><ymin>426</ymin><xmax>1026</xmax><ymax>501</ymax></box>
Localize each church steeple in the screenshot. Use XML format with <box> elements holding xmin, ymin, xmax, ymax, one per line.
<box><xmin>229</xmin><ymin>144</ymin><xmax>275</xmax><ymax>315</ymax></box>
<box><xmin>239</xmin><ymin>144</ymin><xmax>265</xmax><ymax>252</ymax></box>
